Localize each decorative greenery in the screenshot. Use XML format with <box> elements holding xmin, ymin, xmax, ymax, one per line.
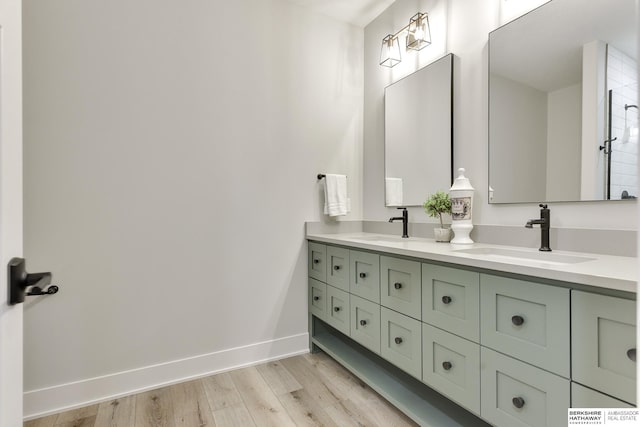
<box><xmin>423</xmin><ymin>191</ymin><xmax>452</xmax><ymax>228</ymax></box>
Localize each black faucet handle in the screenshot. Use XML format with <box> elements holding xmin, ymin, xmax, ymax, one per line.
<box><xmin>539</xmin><ymin>204</ymin><xmax>548</xmax><ymax>209</ymax></box>
<box><xmin>397</xmin><ymin>207</ymin><xmax>407</xmax><ymax>211</ymax></box>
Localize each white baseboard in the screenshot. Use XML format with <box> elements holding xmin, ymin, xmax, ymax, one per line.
<box><xmin>24</xmin><ymin>332</ymin><xmax>309</xmax><ymax>421</ymax></box>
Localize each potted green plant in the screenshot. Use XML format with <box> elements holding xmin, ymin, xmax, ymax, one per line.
<box><xmin>423</xmin><ymin>191</ymin><xmax>452</xmax><ymax>242</ymax></box>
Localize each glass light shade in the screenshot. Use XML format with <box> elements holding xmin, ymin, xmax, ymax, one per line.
<box><xmin>406</xmin><ymin>13</ymin><xmax>431</xmax><ymax>51</ymax></box>
<box><xmin>380</xmin><ymin>34</ymin><xmax>401</xmax><ymax>67</ymax></box>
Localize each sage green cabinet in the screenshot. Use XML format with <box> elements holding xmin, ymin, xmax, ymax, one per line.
<box><xmin>572</xmin><ymin>290</ymin><xmax>637</xmax><ymax>405</ymax></box>
<box><xmin>571</xmin><ymin>382</ymin><xmax>633</xmax><ymax>408</ymax></box>
<box><xmin>422</xmin><ymin>264</ymin><xmax>480</xmax><ymax>342</ymax></box>
<box><xmin>380</xmin><ymin>256</ymin><xmax>421</xmax><ymax>320</ymax></box>
<box><xmin>422</xmin><ymin>323</ymin><xmax>480</xmax><ymax>415</ymax></box>
<box><xmin>327</xmin><ymin>246</ymin><xmax>349</xmax><ymax>291</ymax></box>
<box><xmin>381</xmin><ymin>306</ymin><xmax>422</xmax><ymax>379</ymax></box>
<box><xmin>307</xmin><ymin>239</ymin><xmax>636</xmax><ymax>427</ymax></box>
<box><xmin>308</xmin><ymin>242</ymin><xmax>326</xmax><ymax>282</ymax></box>
<box><xmin>480</xmin><ymin>274</ymin><xmax>570</xmax><ymax>378</ymax></box>
<box><xmin>326</xmin><ymin>285</ymin><xmax>350</xmax><ymax>336</ymax></box>
<box><xmin>480</xmin><ymin>347</ymin><xmax>570</xmax><ymax>427</ymax></box>
<box><xmin>349</xmin><ymin>250</ymin><xmax>380</xmax><ymax>303</ymax></box>
<box><xmin>309</xmin><ymin>278</ymin><xmax>326</xmax><ymax>321</ymax></box>
<box><xmin>350</xmin><ymin>294</ymin><xmax>381</xmax><ymax>354</ymax></box>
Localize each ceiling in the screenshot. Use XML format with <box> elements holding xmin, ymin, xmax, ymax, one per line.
<box><xmin>288</xmin><ymin>0</ymin><xmax>396</xmax><ymax>27</ymax></box>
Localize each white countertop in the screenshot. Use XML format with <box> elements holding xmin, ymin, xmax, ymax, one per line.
<box><xmin>306</xmin><ymin>232</ymin><xmax>638</xmax><ymax>294</ymax></box>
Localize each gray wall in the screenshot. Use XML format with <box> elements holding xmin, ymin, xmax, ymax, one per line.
<box><xmin>490</xmin><ymin>74</ymin><xmax>548</xmax><ymax>203</ymax></box>
<box><xmin>23</xmin><ymin>0</ymin><xmax>363</xmax><ymax>416</ymax></box>
<box><xmin>546</xmin><ymin>83</ymin><xmax>582</xmax><ymax>201</ymax></box>
<box><xmin>364</xmin><ymin>0</ymin><xmax>637</xmax><ymax>229</ymax></box>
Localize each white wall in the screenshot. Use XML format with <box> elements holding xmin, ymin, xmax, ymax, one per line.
<box><xmin>23</xmin><ymin>0</ymin><xmax>363</xmax><ymax>416</ymax></box>
<box><xmin>489</xmin><ymin>74</ymin><xmax>548</xmax><ymax>203</ymax></box>
<box><xmin>546</xmin><ymin>83</ymin><xmax>582</xmax><ymax>201</ymax></box>
<box><xmin>364</xmin><ymin>0</ymin><xmax>637</xmax><ymax>229</ymax></box>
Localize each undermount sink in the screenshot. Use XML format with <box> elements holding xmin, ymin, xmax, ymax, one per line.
<box><xmin>355</xmin><ymin>235</ymin><xmax>411</xmax><ymax>243</ymax></box>
<box><xmin>453</xmin><ymin>247</ymin><xmax>596</xmax><ymax>265</ymax></box>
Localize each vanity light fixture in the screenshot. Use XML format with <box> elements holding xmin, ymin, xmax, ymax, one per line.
<box><xmin>379</xmin><ymin>12</ymin><xmax>431</xmax><ymax>68</ymax></box>
<box><xmin>380</xmin><ymin>34</ymin><xmax>402</xmax><ymax>67</ymax></box>
<box><xmin>406</xmin><ymin>13</ymin><xmax>431</xmax><ymax>51</ymax></box>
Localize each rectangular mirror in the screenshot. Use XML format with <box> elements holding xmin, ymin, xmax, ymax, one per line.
<box><xmin>385</xmin><ymin>54</ymin><xmax>453</xmax><ymax>207</ymax></box>
<box><xmin>489</xmin><ymin>0</ymin><xmax>637</xmax><ymax>203</ymax></box>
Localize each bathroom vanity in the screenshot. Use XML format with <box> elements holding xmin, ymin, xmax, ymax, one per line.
<box><xmin>306</xmin><ymin>232</ymin><xmax>636</xmax><ymax>427</ymax></box>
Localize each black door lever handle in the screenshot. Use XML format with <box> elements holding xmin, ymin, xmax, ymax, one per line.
<box><xmin>27</xmin><ymin>285</ymin><xmax>59</xmax><ymax>296</ymax></box>
<box><xmin>8</xmin><ymin>258</ymin><xmax>59</xmax><ymax>305</ymax></box>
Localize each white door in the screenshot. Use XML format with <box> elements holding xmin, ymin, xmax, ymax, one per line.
<box><xmin>0</xmin><ymin>0</ymin><xmax>24</xmax><ymax>425</ymax></box>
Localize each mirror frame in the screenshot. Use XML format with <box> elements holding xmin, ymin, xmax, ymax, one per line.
<box><xmin>487</xmin><ymin>0</ymin><xmax>638</xmax><ymax>204</ymax></box>
<box><xmin>384</xmin><ymin>53</ymin><xmax>454</xmax><ymax>207</ymax></box>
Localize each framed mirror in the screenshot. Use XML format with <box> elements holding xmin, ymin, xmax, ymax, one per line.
<box><xmin>385</xmin><ymin>54</ymin><xmax>453</xmax><ymax>207</ymax></box>
<box><xmin>489</xmin><ymin>0</ymin><xmax>637</xmax><ymax>203</ymax></box>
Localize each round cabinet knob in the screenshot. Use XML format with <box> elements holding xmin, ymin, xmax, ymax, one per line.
<box><xmin>394</xmin><ymin>337</ymin><xmax>403</xmax><ymax>345</ymax></box>
<box><xmin>313</xmin><ymin>296</ymin><xmax>320</xmax><ymax>301</ymax></box>
<box><xmin>313</xmin><ymin>259</ymin><xmax>320</xmax><ymax>264</ymax></box>
<box><xmin>442</xmin><ymin>361</ymin><xmax>453</xmax><ymax>371</ymax></box>
<box><xmin>511</xmin><ymin>315</ymin><xmax>525</xmax><ymax>326</ymax></box>
<box><xmin>512</xmin><ymin>397</ymin><xmax>525</xmax><ymax>409</ymax></box>
<box><xmin>359</xmin><ymin>272</ymin><xmax>367</xmax><ymax>279</ymax></box>
<box><xmin>360</xmin><ymin>319</ymin><xmax>367</xmax><ymax>326</ymax></box>
<box><xmin>627</xmin><ymin>348</ymin><xmax>636</xmax><ymax>362</ymax></box>
<box><xmin>334</xmin><ymin>307</ymin><xmax>341</xmax><ymax>312</ymax></box>
<box><xmin>333</xmin><ymin>265</ymin><xmax>341</xmax><ymax>271</ymax></box>
<box><xmin>394</xmin><ymin>282</ymin><xmax>402</xmax><ymax>290</ymax></box>
<box><xmin>442</xmin><ymin>296</ymin><xmax>452</xmax><ymax>304</ymax></box>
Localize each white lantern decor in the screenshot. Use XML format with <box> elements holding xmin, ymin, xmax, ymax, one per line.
<box><xmin>449</xmin><ymin>168</ymin><xmax>474</xmax><ymax>244</ymax></box>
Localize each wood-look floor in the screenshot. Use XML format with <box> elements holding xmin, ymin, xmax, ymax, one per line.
<box><xmin>25</xmin><ymin>352</ymin><xmax>418</xmax><ymax>427</ymax></box>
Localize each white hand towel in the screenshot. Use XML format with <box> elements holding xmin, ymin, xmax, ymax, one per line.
<box><xmin>385</xmin><ymin>177</ymin><xmax>403</xmax><ymax>206</ymax></box>
<box><xmin>323</xmin><ymin>174</ymin><xmax>350</xmax><ymax>217</ymax></box>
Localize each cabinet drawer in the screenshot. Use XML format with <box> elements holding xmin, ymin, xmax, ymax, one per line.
<box><xmin>326</xmin><ymin>246</ymin><xmax>349</xmax><ymax>291</ymax></box>
<box><xmin>349</xmin><ymin>250</ymin><xmax>380</xmax><ymax>303</ymax></box>
<box><xmin>309</xmin><ymin>278</ymin><xmax>326</xmax><ymax>321</ymax></box>
<box><xmin>350</xmin><ymin>295</ymin><xmax>381</xmax><ymax>354</ymax></box>
<box><xmin>326</xmin><ymin>285</ymin><xmax>350</xmax><ymax>336</ymax></box>
<box><xmin>422</xmin><ymin>324</ymin><xmax>480</xmax><ymax>415</ymax></box>
<box><xmin>381</xmin><ymin>256</ymin><xmax>421</xmax><ymax>319</ymax></box>
<box><xmin>481</xmin><ymin>347</ymin><xmax>570</xmax><ymax>427</ymax></box>
<box><xmin>381</xmin><ymin>307</ymin><xmax>422</xmax><ymax>379</ymax></box>
<box><xmin>571</xmin><ymin>382</ymin><xmax>633</xmax><ymax>408</ymax></box>
<box><xmin>308</xmin><ymin>242</ymin><xmax>326</xmax><ymax>282</ymax></box>
<box><xmin>572</xmin><ymin>291</ymin><xmax>636</xmax><ymax>404</ymax></box>
<box><xmin>422</xmin><ymin>264</ymin><xmax>480</xmax><ymax>342</ymax></box>
<box><xmin>480</xmin><ymin>274</ymin><xmax>570</xmax><ymax>377</ymax></box>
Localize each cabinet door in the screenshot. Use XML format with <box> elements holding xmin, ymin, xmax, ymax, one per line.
<box><xmin>350</xmin><ymin>295</ymin><xmax>381</xmax><ymax>354</ymax></box>
<box><xmin>422</xmin><ymin>264</ymin><xmax>480</xmax><ymax>342</ymax></box>
<box><xmin>308</xmin><ymin>242</ymin><xmax>326</xmax><ymax>282</ymax></box>
<box><xmin>380</xmin><ymin>256</ymin><xmax>421</xmax><ymax>319</ymax></box>
<box><xmin>327</xmin><ymin>246</ymin><xmax>349</xmax><ymax>291</ymax></box>
<box><xmin>480</xmin><ymin>274</ymin><xmax>570</xmax><ymax>377</ymax></box>
<box><xmin>381</xmin><ymin>307</ymin><xmax>422</xmax><ymax>379</ymax></box>
<box><xmin>481</xmin><ymin>347</ymin><xmax>570</xmax><ymax>427</ymax></box>
<box><xmin>422</xmin><ymin>324</ymin><xmax>480</xmax><ymax>415</ymax></box>
<box><xmin>571</xmin><ymin>382</ymin><xmax>633</xmax><ymax>408</ymax></box>
<box><xmin>309</xmin><ymin>278</ymin><xmax>326</xmax><ymax>321</ymax></box>
<box><xmin>572</xmin><ymin>291</ymin><xmax>636</xmax><ymax>405</ymax></box>
<box><xmin>326</xmin><ymin>285</ymin><xmax>350</xmax><ymax>336</ymax></box>
<box><xmin>349</xmin><ymin>250</ymin><xmax>380</xmax><ymax>303</ymax></box>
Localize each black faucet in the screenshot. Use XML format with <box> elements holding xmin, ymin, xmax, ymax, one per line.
<box><xmin>525</xmin><ymin>204</ymin><xmax>551</xmax><ymax>251</ymax></box>
<box><xmin>389</xmin><ymin>207</ymin><xmax>409</xmax><ymax>238</ymax></box>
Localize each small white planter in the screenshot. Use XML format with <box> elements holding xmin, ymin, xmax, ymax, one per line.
<box><xmin>434</xmin><ymin>227</ymin><xmax>452</xmax><ymax>242</ymax></box>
